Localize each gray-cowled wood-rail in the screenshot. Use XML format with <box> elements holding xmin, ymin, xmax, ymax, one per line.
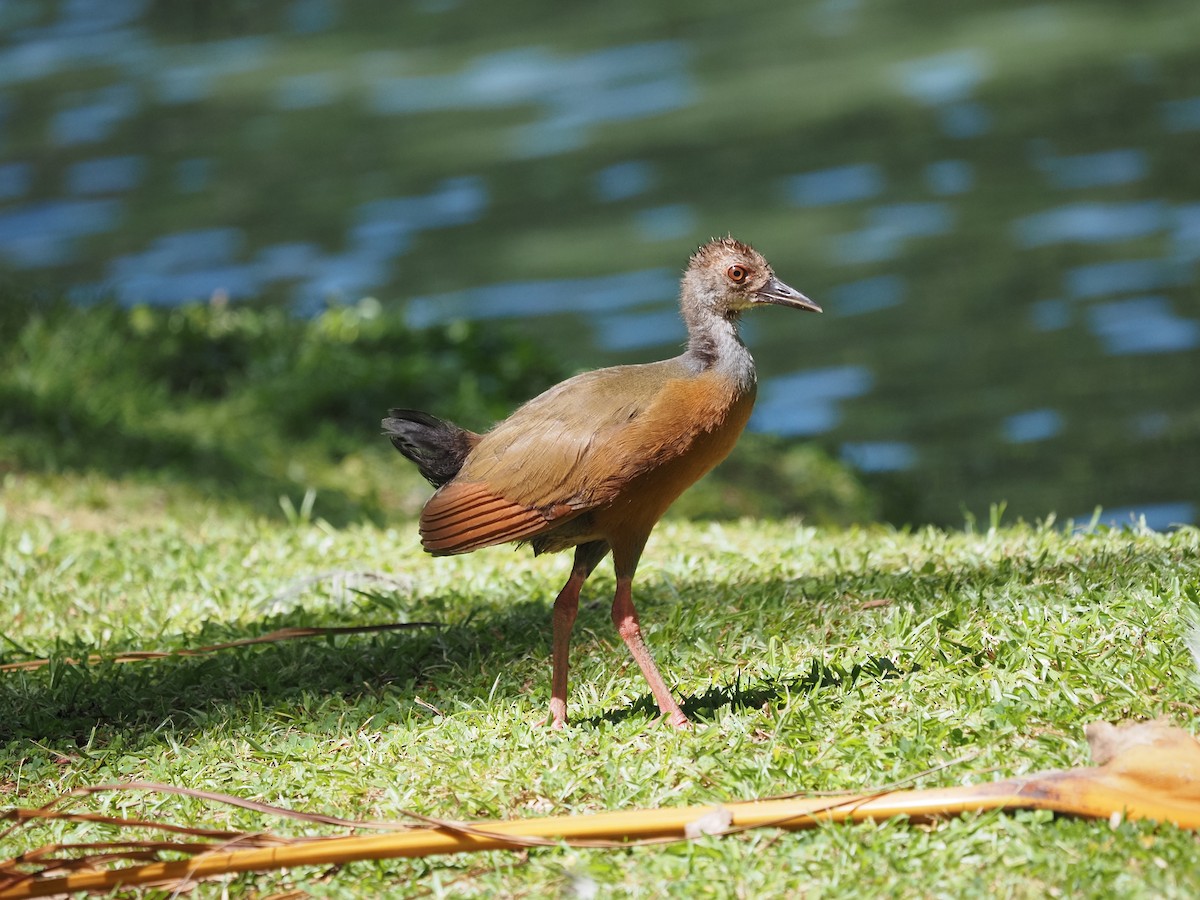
<box><xmin>383</xmin><ymin>237</ymin><xmax>820</xmax><ymax>729</ymax></box>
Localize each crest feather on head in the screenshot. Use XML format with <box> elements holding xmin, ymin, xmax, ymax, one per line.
<box><xmin>689</xmin><ymin>235</ymin><xmax>762</xmax><ymax>268</ymax></box>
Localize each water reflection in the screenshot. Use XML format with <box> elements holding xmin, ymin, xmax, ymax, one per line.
<box><xmin>784</xmin><ymin>163</ymin><xmax>884</xmax><ymax>207</ymax></box>
<box><xmin>924</xmin><ymin>159</ymin><xmax>975</xmax><ymax>195</ymax></box>
<box><xmin>1161</xmin><ymin>96</ymin><xmax>1200</xmax><ymax>132</ymax></box>
<box><xmin>1004</xmin><ymin>409</ymin><xmax>1064</xmax><ymax>443</ymax></box>
<box><xmin>0</xmin><ymin>199</ymin><xmax>122</xmax><ymax>267</ymax></box>
<box><xmin>1013</xmin><ymin>201</ymin><xmax>1166</xmax><ymax>247</ymax></box>
<box><xmin>405</xmin><ymin>268</ymin><xmax>677</xmax><ymax>329</ymax></box>
<box><xmin>841</xmin><ymin>441</ymin><xmax>916</xmax><ymax>472</ymax></box>
<box><xmin>752</xmin><ymin>365</ymin><xmax>873</xmax><ymax>436</ymax></box>
<box><xmin>1029</xmin><ymin>143</ymin><xmax>1147</xmax><ymax>189</ymax></box>
<box><xmin>833</xmin><ymin>203</ymin><xmax>954</xmax><ymax>264</ymax></box>
<box><xmin>0</xmin><ymin>162</ymin><xmax>31</xmax><ymax>200</ymax></box>
<box><xmin>829</xmin><ymin>275</ymin><xmax>906</xmax><ymax>316</ymax></box>
<box><xmin>1087</xmin><ymin>296</ymin><xmax>1200</xmax><ymax>355</ymax></box>
<box><xmin>594</xmin><ymin>161</ymin><xmax>656</xmax><ymax>202</ymax></box>
<box><xmin>65</xmin><ymin>155</ymin><xmax>145</xmax><ymax>194</ymax></box>
<box><xmin>52</xmin><ymin>84</ymin><xmax>138</xmax><ymax>145</ymax></box>
<box><xmin>368</xmin><ymin>42</ymin><xmax>693</xmax><ymax>157</ymax></box>
<box><xmin>1065</xmin><ymin>258</ymin><xmax>1184</xmax><ymax>298</ymax></box>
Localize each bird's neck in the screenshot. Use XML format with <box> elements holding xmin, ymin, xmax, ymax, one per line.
<box><xmin>682</xmin><ymin>309</ymin><xmax>756</xmax><ymax>390</ymax></box>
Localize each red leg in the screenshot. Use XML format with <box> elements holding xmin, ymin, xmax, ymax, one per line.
<box><xmin>545</xmin><ymin>541</ymin><xmax>609</xmax><ymax>729</ymax></box>
<box><xmin>547</xmin><ymin>570</ymin><xmax>584</xmax><ymax>729</ymax></box>
<box><xmin>611</xmin><ymin>576</ymin><xmax>690</xmax><ymax>729</ymax></box>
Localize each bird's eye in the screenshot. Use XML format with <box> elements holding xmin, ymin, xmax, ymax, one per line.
<box><xmin>727</xmin><ymin>265</ymin><xmax>747</xmax><ymax>283</ymax></box>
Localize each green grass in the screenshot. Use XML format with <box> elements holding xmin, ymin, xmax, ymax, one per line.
<box><xmin>2</xmin><ymin>481</ymin><xmax>1198</xmax><ymax>897</ymax></box>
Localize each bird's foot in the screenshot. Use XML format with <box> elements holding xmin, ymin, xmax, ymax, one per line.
<box><xmin>668</xmin><ymin>710</ymin><xmax>692</xmax><ymax>730</ymax></box>
<box><xmin>537</xmin><ymin>699</ymin><xmax>568</xmax><ymax>730</ymax></box>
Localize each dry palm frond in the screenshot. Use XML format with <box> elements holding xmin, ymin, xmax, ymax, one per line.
<box><xmin>1</xmin><ymin>720</ymin><xmax>1199</xmax><ymax>898</ymax></box>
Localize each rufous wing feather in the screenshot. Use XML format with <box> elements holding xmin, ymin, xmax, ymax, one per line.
<box><xmin>419</xmin><ymin>481</ymin><xmax>576</xmax><ymax>555</ymax></box>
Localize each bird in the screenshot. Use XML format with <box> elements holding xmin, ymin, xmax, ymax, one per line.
<box><xmin>383</xmin><ymin>237</ymin><xmax>820</xmax><ymax>729</ymax></box>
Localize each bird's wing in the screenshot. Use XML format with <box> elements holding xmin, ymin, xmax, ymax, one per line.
<box><xmin>418</xmin><ymin>358</ymin><xmax>724</xmax><ymax>555</ymax></box>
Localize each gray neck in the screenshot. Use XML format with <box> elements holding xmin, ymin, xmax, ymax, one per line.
<box><xmin>682</xmin><ymin>310</ymin><xmax>756</xmax><ymax>389</ymax></box>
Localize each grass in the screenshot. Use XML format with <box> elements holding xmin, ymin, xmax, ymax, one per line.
<box><xmin>2</xmin><ymin>480</ymin><xmax>1198</xmax><ymax>897</ymax></box>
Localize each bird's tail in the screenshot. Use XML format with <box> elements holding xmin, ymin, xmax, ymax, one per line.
<box><xmin>381</xmin><ymin>409</ymin><xmax>481</xmax><ymax>487</ymax></box>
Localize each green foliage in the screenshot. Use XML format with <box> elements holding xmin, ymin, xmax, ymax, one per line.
<box><xmin>0</xmin><ymin>291</ymin><xmax>567</xmax><ymax>522</ymax></box>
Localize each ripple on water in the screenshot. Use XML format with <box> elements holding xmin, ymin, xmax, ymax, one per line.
<box><xmin>405</xmin><ymin>268</ymin><xmax>678</xmax><ymax>329</ymax></box>
<box><xmin>65</xmin><ymin>155</ymin><xmax>144</xmax><ymax>194</ymax></box>
<box><xmin>1087</xmin><ymin>296</ymin><xmax>1200</xmax><ymax>355</ymax></box>
<box><xmin>784</xmin><ymin>163</ymin><xmax>884</xmax><ymax>207</ymax></box>
<box><xmin>895</xmin><ymin>49</ymin><xmax>990</xmax><ymax>106</ymax></box>
<box><xmin>1003</xmin><ymin>409</ymin><xmax>1063</xmax><ymax>443</ymax></box>
<box><xmin>832</xmin><ymin>203</ymin><xmax>954</xmax><ymax>264</ymax></box>
<box><xmin>594</xmin><ymin>161</ymin><xmax>656</xmax><ymax>202</ymax></box>
<box><xmin>594</xmin><ymin>309</ymin><xmax>683</xmax><ymax>352</ymax></box>
<box><xmin>841</xmin><ymin>441</ymin><xmax>916</xmax><ymax>472</ymax></box>
<box><xmin>51</xmin><ymin>83</ymin><xmax>138</xmax><ymax>145</ymax></box>
<box><xmin>1030</xmin><ymin>146</ymin><xmax>1148</xmax><ymax>190</ymax></box>
<box><xmin>829</xmin><ymin>275</ymin><xmax>906</xmax><ymax>316</ymax></box>
<box><xmin>924</xmin><ymin>159</ymin><xmax>975</xmax><ymax>195</ymax></box>
<box><xmin>1065</xmin><ymin>258</ymin><xmax>1185</xmax><ymax>298</ymax></box>
<box><xmin>1013</xmin><ymin>201</ymin><xmax>1166</xmax><ymax>247</ymax></box>
<box><xmin>0</xmin><ymin>162</ymin><xmax>32</xmax><ymax>201</ymax></box>
<box><xmin>0</xmin><ymin>199</ymin><xmax>122</xmax><ymax>267</ymax></box>
<box><xmin>1161</xmin><ymin>96</ymin><xmax>1200</xmax><ymax>133</ymax></box>
<box><xmin>751</xmin><ymin>365</ymin><xmax>873</xmax><ymax>436</ymax></box>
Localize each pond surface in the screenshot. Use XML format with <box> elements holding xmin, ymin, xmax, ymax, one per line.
<box><xmin>1</xmin><ymin>0</ymin><xmax>1198</xmax><ymax>526</ymax></box>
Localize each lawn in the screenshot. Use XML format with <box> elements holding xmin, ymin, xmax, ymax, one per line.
<box><xmin>2</xmin><ymin>479</ymin><xmax>1198</xmax><ymax>897</ymax></box>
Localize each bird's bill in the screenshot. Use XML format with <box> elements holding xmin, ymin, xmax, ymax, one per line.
<box><xmin>755</xmin><ymin>276</ymin><xmax>821</xmax><ymax>313</ymax></box>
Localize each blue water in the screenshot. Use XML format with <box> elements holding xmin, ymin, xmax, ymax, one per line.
<box><xmin>1087</xmin><ymin>296</ymin><xmax>1200</xmax><ymax>355</ymax></box>
<box><xmin>1013</xmin><ymin>201</ymin><xmax>1166</xmax><ymax>247</ymax></box>
<box><xmin>752</xmin><ymin>365</ymin><xmax>874</xmax><ymax>436</ymax></box>
<box><xmin>594</xmin><ymin>161</ymin><xmax>656</xmax><ymax>202</ymax></box>
<box><xmin>1065</xmin><ymin>258</ymin><xmax>1184</xmax><ymax>298</ymax></box>
<box><xmin>1004</xmin><ymin>409</ymin><xmax>1064</xmax><ymax>443</ymax></box>
<box><xmin>0</xmin><ymin>199</ymin><xmax>122</xmax><ymax>267</ymax></box>
<box><xmin>829</xmin><ymin>275</ymin><xmax>906</xmax><ymax>316</ymax></box>
<box><xmin>841</xmin><ymin>441</ymin><xmax>917</xmax><ymax>472</ymax></box>
<box><xmin>895</xmin><ymin>49</ymin><xmax>990</xmax><ymax>106</ymax></box>
<box><xmin>1030</xmin><ymin>145</ymin><xmax>1148</xmax><ymax>189</ymax></box>
<box><xmin>66</xmin><ymin>155</ymin><xmax>145</xmax><ymax>194</ymax></box>
<box><xmin>924</xmin><ymin>159</ymin><xmax>975</xmax><ymax>195</ymax></box>
<box><xmin>405</xmin><ymin>268</ymin><xmax>678</xmax><ymax>329</ymax></box>
<box><xmin>784</xmin><ymin>164</ymin><xmax>884</xmax><ymax>207</ymax></box>
<box><xmin>833</xmin><ymin>203</ymin><xmax>955</xmax><ymax>264</ymax></box>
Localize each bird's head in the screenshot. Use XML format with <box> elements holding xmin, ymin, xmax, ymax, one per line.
<box><xmin>683</xmin><ymin>236</ymin><xmax>820</xmax><ymax>319</ymax></box>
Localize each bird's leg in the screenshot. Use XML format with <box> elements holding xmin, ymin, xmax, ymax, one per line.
<box><xmin>546</xmin><ymin>541</ymin><xmax>608</xmax><ymax>729</ymax></box>
<box><xmin>611</xmin><ymin>577</ymin><xmax>691</xmax><ymax>729</ymax></box>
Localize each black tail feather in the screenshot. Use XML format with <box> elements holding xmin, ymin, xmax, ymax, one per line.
<box><xmin>382</xmin><ymin>408</ymin><xmax>479</xmax><ymax>487</ymax></box>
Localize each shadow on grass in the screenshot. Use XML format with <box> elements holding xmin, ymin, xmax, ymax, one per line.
<box><xmin>581</xmin><ymin>656</ymin><xmax>909</xmax><ymax>730</ymax></box>
<box><xmin>3</xmin><ymin>540</ymin><xmax>1141</xmax><ymax>751</ymax></box>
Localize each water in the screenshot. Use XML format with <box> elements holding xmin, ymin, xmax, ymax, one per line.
<box><xmin>1004</xmin><ymin>409</ymin><xmax>1064</xmax><ymax>443</ymax></box>
<box><xmin>784</xmin><ymin>164</ymin><xmax>884</xmax><ymax>207</ymax></box>
<box><xmin>752</xmin><ymin>366</ymin><xmax>874</xmax><ymax>437</ymax></box>
<box><xmin>1087</xmin><ymin>297</ymin><xmax>1200</xmax><ymax>356</ymax></box>
<box><xmin>1013</xmin><ymin>201</ymin><xmax>1167</xmax><ymax>247</ymax></box>
<box><xmin>1</xmin><ymin>1</ymin><xmax>1198</xmax><ymax>526</ymax></box>
<box><xmin>405</xmin><ymin>269</ymin><xmax>678</xmax><ymax>329</ymax></box>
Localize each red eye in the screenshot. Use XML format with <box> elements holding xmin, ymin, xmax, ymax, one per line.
<box><xmin>727</xmin><ymin>265</ymin><xmax>747</xmax><ymax>283</ymax></box>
